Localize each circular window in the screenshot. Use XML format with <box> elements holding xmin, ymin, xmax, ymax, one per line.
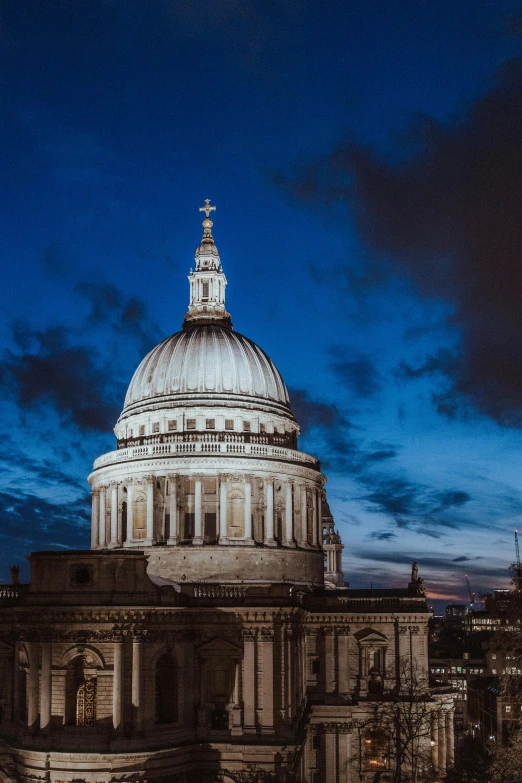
<box><xmin>74</xmin><ymin>567</ymin><xmax>91</xmax><ymax>585</ymax></box>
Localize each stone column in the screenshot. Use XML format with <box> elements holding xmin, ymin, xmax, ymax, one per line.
<box><xmin>145</xmin><ymin>476</ymin><xmax>155</xmax><ymax>545</ymax></box>
<box><xmin>244</xmin><ymin>475</ymin><xmax>254</xmax><ymax>543</ymax></box>
<box><xmin>338</xmin><ymin>630</ymin><xmax>350</xmax><ymax>695</ymax></box>
<box><xmin>261</xmin><ymin>628</ymin><xmax>274</xmax><ymax>732</ymax></box>
<box><xmin>113</xmin><ymin>641</ymin><xmax>124</xmax><ymax>731</ymax></box>
<box><xmin>325</xmin><ymin>725</ymin><xmax>338</xmax><ymax>783</ymax></box>
<box><xmin>98</xmin><ymin>485</ymin><xmax>106</xmax><ymax>547</ymax></box>
<box><xmin>27</xmin><ymin>643</ymin><xmax>39</xmax><ymax>728</ymax></box>
<box><xmin>285</xmin><ymin>628</ymin><xmax>293</xmax><ymax>719</ymax></box>
<box><xmin>242</xmin><ymin>628</ymin><xmax>256</xmax><ymax>730</ymax></box>
<box><xmin>110</xmin><ymin>481</ymin><xmax>119</xmax><ymax>547</ymax></box>
<box><xmin>90</xmin><ymin>489</ymin><xmax>100</xmax><ymax>549</ymax></box>
<box><xmin>40</xmin><ymin>642</ymin><xmax>52</xmax><ymax>730</ymax></box>
<box><xmin>285</xmin><ymin>481</ymin><xmax>294</xmax><ymax>546</ymax></box>
<box><xmin>219</xmin><ymin>474</ymin><xmax>228</xmax><ymax>543</ymax></box>
<box><xmin>325</xmin><ymin>628</ymin><xmax>337</xmax><ymax>694</ymax></box>
<box><xmin>265</xmin><ymin>479</ymin><xmax>276</xmax><ymax>546</ymax></box>
<box><xmin>446</xmin><ymin>710</ymin><xmax>455</xmax><ymax>765</ymax></box>
<box><xmin>181</xmin><ymin>632</ymin><xmax>194</xmax><ymax>726</ymax></box>
<box><xmin>194</xmin><ymin>474</ymin><xmax>203</xmax><ymax>545</ymax></box>
<box><xmin>311</xmin><ymin>489</ymin><xmax>318</xmax><ymax>547</ymax></box>
<box><xmin>299</xmin><ymin>484</ymin><xmax>308</xmax><ymax>547</ymax></box>
<box><xmin>131</xmin><ymin>636</ymin><xmax>143</xmax><ymax>733</ymax></box>
<box><xmin>126</xmin><ymin>479</ymin><xmax>134</xmax><ymax>543</ymax></box>
<box><xmin>431</xmin><ymin>709</ymin><xmax>439</xmax><ymax>768</ymax></box>
<box><xmin>438</xmin><ymin>710</ymin><xmax>447</xmax><ymax>770</ymax></box>
<box><xmin>167</xmin><ymin>474</ymin><xmax>178</xmax><ymax>544</ymax></box>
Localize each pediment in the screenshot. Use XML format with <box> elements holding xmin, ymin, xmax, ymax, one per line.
<box><xmin>197</xmin><ymin>637</ymin><xmax>242</xmax><ymax>655</ymax></box>
<box><xmin>354</xmin><ymin>628</ymin><xmax>388</xmax><ymax>644</ymax></box>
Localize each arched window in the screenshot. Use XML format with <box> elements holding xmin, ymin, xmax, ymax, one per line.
<box><xmin>65</xmin><ymin>655</ymin><xmax>97</xmax><ymax>726</ymax></box>
<box><xmin>155</xmin><ymin>653</ymin><xmax>177</xmax><ymax>724</ymax></box>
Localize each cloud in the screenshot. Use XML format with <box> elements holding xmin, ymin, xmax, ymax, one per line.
<box><xmin>75</xmin><ymin>282</ymin><xmax>160</xmax><ymax>355</ymax></box>
<box><xmin>331</xmin><ymin>353</ymin><xmax>381</xmax><ymax>398</ymax></box>
<box><xmin>0</xmin><ymin>324</ymin><xmax>121</xmax><ymax>432</ymax></box>
<box><xmin>289</xmin><ymin>388</ymin><xmax>347</xmax><ymax>433</ymax></box>
<box><xmin>278</xmin><ymin>54</ymin><xmax>522</xmax><ymax>427</ymax></box>
<box><xmin>369</xmin><ymin>530</ymin><xmax>397</xmax><ymax>541</ymax></box>
<box><xmin>0</xmin><ymin>488</ymin><xmax>89</xmax><ymax>582</ymax></box>
<box><xmin>452</xmin><ymin>555</ymin><xmax>482</xmax><ymax>562</ymax></box>
<box><xmin>0</xmin><ymin>280</ymin><xmax>160</xmax><ymax>433</ymax></box>
<box><xmin>361</xmin><ymin>476</ymin><xmax>471</xmax><ymax>536</ymax></box>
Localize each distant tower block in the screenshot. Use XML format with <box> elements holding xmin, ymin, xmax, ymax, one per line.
<box><xmin>322</xmin><ymin>497</ymin><xmax>345</xmax><ymax>587</ymax></box>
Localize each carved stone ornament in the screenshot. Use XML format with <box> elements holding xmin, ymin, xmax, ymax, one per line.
<box><xmin>259</xmin><ymin>628</ymin><xmax>274</xmax><ymax>641</ymax></box>
<box><xmin>322</xmin><ymin>721</ymin><xmax>354</xmax><ymax>733</ymax></box>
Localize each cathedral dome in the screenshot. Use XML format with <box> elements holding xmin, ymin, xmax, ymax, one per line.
<box><xmin>123</xmin><ymin>324</ymin><xmax>291</xmax><ymax>411</ymax></box>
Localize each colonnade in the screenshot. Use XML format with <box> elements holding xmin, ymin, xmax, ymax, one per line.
<box><xmin>91</xmin><ymin>472</ymin><xmax>324</xmax><ymax>551</ymax></box>
<box><xmin>20</xmin><ymin>638</ymin><xmax>147</xmax><ymax>733</ymax></box>
<box><xmin>431</xmin><ymin>708</ymin><xmax>455</xmax><ymax>772</ymax></box>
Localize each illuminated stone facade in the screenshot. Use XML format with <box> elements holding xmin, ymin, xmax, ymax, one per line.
<box><xmin>0</xmin><ymin>204</ymin><xmax>453</xmax><ymax>783</ymax></box>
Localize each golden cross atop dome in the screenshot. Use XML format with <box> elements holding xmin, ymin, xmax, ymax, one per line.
<box><xmin>199</xmin><ymin>199</ymin><xmax>216</xmax><ymax>219</ymax></box>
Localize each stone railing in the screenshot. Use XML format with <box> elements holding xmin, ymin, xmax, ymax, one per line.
<box><xmin>192</xmin><ymin>584</ymin><xmax>247</xmax><ymax>599</ymax></box>
<box><xmin>0</xmin><ymin>584</ymin><xmax>25</xmax><ymax>602</ymax></box>
<box><xmin>93</xmin><ymin>442</ymin><xmax>319</xmax><ymax>470</ymax></box>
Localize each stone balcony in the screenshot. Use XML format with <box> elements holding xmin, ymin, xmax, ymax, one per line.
<box><xmin>93</xmin><ymin>440</ymin><xmax>320</xmax><ymax>471</ymax></box>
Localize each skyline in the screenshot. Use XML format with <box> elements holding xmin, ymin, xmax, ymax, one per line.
<box><xmin>2</xmin><ymin>0</ymin><xmax>522</xmax><ymax>611</ymax></box>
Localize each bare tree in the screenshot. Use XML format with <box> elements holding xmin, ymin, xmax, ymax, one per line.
<box><xmin>355</xmin><ymin>658</ymin><xmax>442</xmax><ymax>783</ymax></box>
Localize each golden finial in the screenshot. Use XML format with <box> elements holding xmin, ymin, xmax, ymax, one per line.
<box><xmin>199</xmin><ymin>199</ymin><xmax>216</xmax><ymax>219</ymax></box>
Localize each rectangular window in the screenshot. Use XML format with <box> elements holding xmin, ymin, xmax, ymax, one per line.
<box><xmin>312</xmin><ymin>735</ymin><xmax>321</xmax><ymax>750</ymax></box>
<box><xmin>225</xmin><ymin>419</ymin><xmax>234</xmax><ymax>430</ymax></box>
<box><xmin>506</xmin><ymin>705</ymin><xmax>512</xmax><ymax>713</ymax></box>
<box><xmin>206</xmin><ymin>418</ymin><xmax>215</xmax><ymax>429</ymax></box>
<box><xmin>153</xmin><ymin>422</ymin><xmax>160</xmax><ymax>433</ymax></box>
<box><xmin>139</xmin><ymin>425</ymin><xmax>145</xmax><ymax>436</ymax></box>
<box><xmin>243</xmin><ymin>421</ymin><xmax>251</xmax><ymax>432</ymax></box>
<box><xmin>168</xmin><ymin>420</ymin><xmax>177</xmax><ymax>431</ymax></box>
<box><xmin>260</xmin><ymin>423</ymin><xmax>266</xmax><ymax>433</ymax></box>
<box><xmin>202</xmin><ymin>281</ymin><xmax>209</xmax><ymax>299</ymax></box>
<box><xmin>311</xmin><ymin>658</ymin><xmax>320</xmax><ymax>675</ymax></box>
<box><xmin>187</xmin><ymin>418</ymin><xmax>196</xmax><ymax>430</ymax></box>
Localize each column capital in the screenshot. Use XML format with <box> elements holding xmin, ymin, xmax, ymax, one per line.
<box><xmin>166</xmin><ymin>473</ymin><xmax>179</xmax><ymax>481</ymax></box>
<box><xmin>260</xmin><ymin>627</ymin><xmax>274</xmax><ymax>641</ymax></box>
<box><xmin>244</xmin><ymin>473</ymin><xmax>254</xmax><ymax>483</ymax></box>
<box><xmin>91</xmin><ymin>487</ymin><xmax>101</xmax><ymax>497</ymax></box>
<box><xmin>242</xmin><ymin>627</ymin><xmax>257</xmax><ymax>640</ymax></box>
<box><xmin>194</xmin><ymin>473</ymin><xmax>204</xmax><ymax>481</ymax></box>
<box><xmin>109</xmin><ymin>480</ymin><xmax>120</xmax><ymax>487</ymax></box>
<box><xmin>143</xmin><ymin>475</ymin><xmax>155</xmax><ymax>484</ymax></box>
<box><xmin>219</xmin><ymin>472</ymin><xmax>232</xmax><ymax>481</ymax></box>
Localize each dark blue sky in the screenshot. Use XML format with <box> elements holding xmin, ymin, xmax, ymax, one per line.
<box><xmin>2</xmin><ymin>0</ymin><xmax>522</xmax><ymax>610</ymax></box>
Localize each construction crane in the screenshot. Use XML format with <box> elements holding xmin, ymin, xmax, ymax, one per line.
<box><xmin>465</xmin><ymin>574</ymin><xmax>475</xmax><ymax>607</ymax></box>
